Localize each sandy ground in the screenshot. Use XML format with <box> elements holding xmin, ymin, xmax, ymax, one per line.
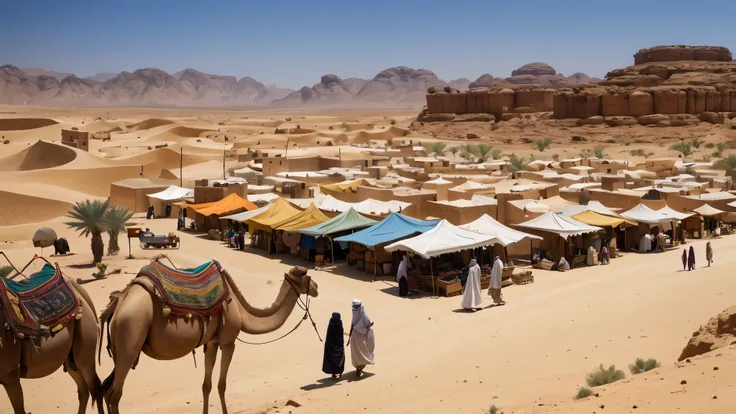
<box><xmin>0</xmin><ymin>105</ymin><xmax>735</xmax><ymax>413</ymax></box>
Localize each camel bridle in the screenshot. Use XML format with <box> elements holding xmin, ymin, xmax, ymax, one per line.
<box><xmin>235</xmin><ymin>273</ymin><xmax>323</xmax><ymax>345</ymax></box>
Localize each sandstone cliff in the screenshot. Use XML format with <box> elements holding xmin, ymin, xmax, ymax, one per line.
<box><xmin>553</xmin><ymin>45</ymin><xmax>736</xmax><ymax>122</ymax></box>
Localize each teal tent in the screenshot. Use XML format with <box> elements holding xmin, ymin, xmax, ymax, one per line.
<box><xmin>297</xmin><ymin>208</ymin><xmax>378</xmax><ymax>237</ymax></box>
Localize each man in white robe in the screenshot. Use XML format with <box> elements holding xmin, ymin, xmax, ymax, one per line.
<box><xmin>348</xmin><ymin>299</ymin><xmax>375</xmax><ymax>377</ymax></box>
<box><xmin>396</xmin><ymin>255</ymin><xmax>409</xmax><ymax>297</ymax></box>
<box><xmin>558</xmin><ymin>256</ymin><xmax>571</xmax><ymax>272</ymax></box>
<box><xmin>460</xmin><ymin>257</ymin><xmax>482</xmax><ymax>311</ymax></box>
<box><xmin>488</xmin><ymin>255</ymin><xmax>505</xmax><ymax>305</ymax></box>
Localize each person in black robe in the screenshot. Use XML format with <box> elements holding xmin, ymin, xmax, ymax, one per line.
<box><xmin>146</xmin><ymin>205</ymin><xmax>154</xmax><ymax>219</ymax></box>
<box><xmin>322</xmin><ymin>312</ymin><xmax>345</xmax><ymax>379</ymax></box>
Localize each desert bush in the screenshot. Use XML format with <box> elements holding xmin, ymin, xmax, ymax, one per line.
<box><xmin>574</xmin><ymin>387</ymin><xmax>594</xmax><ymax>400</ymax></box>
<box><xmin>449</xmin><ymin>146</ymin><xmax>459</xmax><ymax>155</ymax></box>
<box><xmin>714</xmin><ymin>143</ymin><xmax>725</xmax><ymax>157</ymax></box>
<box><xmin>535</xmin><ymin>138</ymin><xmax>553</xmax><ymax>152</ymax></box>
<box><xmin>586</xmin><ymin>364</ymin><xmax>625</xmax><ymax>387</ymax></box>
<box><xmin>474</xmin><ymin>144</ymin><xmax>493</xmax><ymax>161</ymax></box>
<box><xmin>552</xmin><ymin>153</ymin><xmax>560</xmax><ymax>161</ymax></box>
<box><xmin>705</xmin><ymin>142</ymin><xmax>715</xmax><ymax>149</ymax></box>
<box><xmin>629</xmin><ymin>358</ymin><xmax>660</xmax><ymax>375</ymax></box>
<box><xmin>629</xmin><ymin>149</ymin><xmax>646</xmax><ymax>157</ymax></box>
<box><xmin>390</xmin><ymin>119</ymin><xmax>397</xmax><ymax>125</ymax></box>
<box><xmin>487</xmin><ymin>404</ymin><xmax>503</xmax><ymax>414</ymax></box>
<box><xmin>671</xmin><ymin>142</ymin><xmax>692</xmax><ymax>158</ymax></box>
<box><xmin>593</xmin><ymin>145</ymin><xmax>606</xmax><ymax>159</ymax></box>
<box><xmin>691</xmin><ymin>137</ymin><xmax>704</xmax><ymax>149</ymax></box>
<box><xmin>509</xmin><ymin>153</ymin><xmax>527</xmax><ymax>173</ymax></box>
<box><xmin>423</xmin><ymin>142</ymin><xmax>447</xmax><ymax>155</ymax></box>
<box><xmin>490</xmin><ymin>149</ymin><xmax>503</xmax><ymax>160</ymax></box>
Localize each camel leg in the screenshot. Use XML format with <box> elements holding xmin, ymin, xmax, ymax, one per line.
<box><xmin>72</xmin><ymin>298</ymin><xmax>105</xmax><ymax>414</ymax></box>
<box><xmin>0</xmin><ymin>368</ymin><xmax>26</xmax><ymax>414</ymax></box>
<box><xmin>105</xmin><ymin>318</ymin><xmax>149</xmax><ymax>414</ymax></box>
<box><xmin>66</xmin><ymin>363</ymin><xmax>90</xmax><ymax>414</ymax></box>
<box><xmin>217</xmin><ymin>342</ymin><xmax>236</xmax><ymax>414</ymax></box>
<box><xmin>201</xmin><ymin>343</ymin><xmax>219</xmax><ymax>414</ymax></box>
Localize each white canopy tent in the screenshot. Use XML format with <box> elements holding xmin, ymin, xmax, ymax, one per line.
<box><xmin>560</xmin><ymin>201</ymin><xmax>621</xmax><ymax>218</ymax></box>
<box><xmin>460</xmin><ymin>214</ymin><xmax>542</xmax><ymax>246</ymax></box>
<box><xmin>620</xmin><ymin>204</ymin><xmax>674</xmax><ymax>225</ymax></box>
<box><xmin>147</xmin><ymin>185</ymin><xmax>194</xmax><ymax>201</ymax></box>
<box><xmin>693</xmin><ymin>204</ymin><xmax>726</xmax><ymax>217</ymax></box>
<box><xmin>657</xmin><ymin>205</ymin><xmax>694</xmax><ymax>221</ymax></box>
<box><xmin>515</xmin><ymin>211</ymin><xmax>602</xmax><ymax>239</ymax></box>
<box><xmin>317</xmin><ymin>195</ymin><xmax>410</xmax><ymax>216</ymax></box>
<box><xmin>385</xmin><ymin>219</ymin><xmax>500</xmax><ymax>259</ymax></box>
<box><xmin>146</xmin><ymin>185</ymin><xmax>194</xmax><ymax>218</ymax></box>
<box><xmin>220</xmin><ymin>203</ymin><xmax>273</xmax><ymax>223</ymax></box>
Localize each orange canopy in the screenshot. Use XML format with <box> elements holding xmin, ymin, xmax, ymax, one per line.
<box><xmin>184</xmin><ymin>193</ymin><xmax>258</xmax><ymax>217</ymax></box>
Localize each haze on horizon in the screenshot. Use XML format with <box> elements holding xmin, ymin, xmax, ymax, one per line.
<box><xmin>2</xmin><ymin>0</ymin><xmax>735</xmax><ymax>89</ymax></box>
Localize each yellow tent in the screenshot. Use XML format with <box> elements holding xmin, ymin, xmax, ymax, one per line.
<box><xmin>246</xmin><ymin>197</ymin><xmax>303</xmax><ymax>232</ymax></box>
<box><xmin>275</xmin><ymin>203</ymin><xmax>331</xmax><ymax>231</ymax></box>
<box><xmin>321</xmin><ymin>179</ymin><xmax>363</xmax><ymax>193</ymax></box>
<box><xmin>571</xmin><ymin>210</ymin><xmax>636</xmax><ymax>228</ymax></box>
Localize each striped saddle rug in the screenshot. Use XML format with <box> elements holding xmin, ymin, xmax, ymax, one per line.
<box><xmin>136</xmin><ymin>260</ymin><xmax>230</xmax><ymax>317</ymax></box>
<box><xmin>0</xmin><ymin>264</ymin><xmax>81</xmax><ymax>339</ymax></box>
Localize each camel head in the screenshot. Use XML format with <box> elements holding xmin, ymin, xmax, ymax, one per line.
<box><xmin>284</xmin><ymin>266</ymin><xmax>318</xmax><ymax>298</ymax></box>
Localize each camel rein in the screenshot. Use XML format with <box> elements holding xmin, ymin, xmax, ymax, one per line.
<box><xmin>235</xmin><ymin>275</ymin><xmax>322</xmax><ymax>345</ymax></box>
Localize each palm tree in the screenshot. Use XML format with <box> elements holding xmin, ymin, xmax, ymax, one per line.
<box><xmin>716</xmin><ymin>154</ymin><xmax>736</xmax><ymax>180</ymax></box>
<box><xmin>671</xmin><ymin>141</ymin><xmax>692</xmax><ymax>159</ymax></box>
<box><xmin>65</xmin><ymin>199</ymin><xmax>110</xmax><ymax>264</ymax></box>
<box><xmin>422</xmin><ymin>142</ymin><xmax>447</xmax><ymax>156</ymax></box>
<box><xmin>474</xmin><ymin>144</ymin><xmax>493</xmax><ymax>162</ymax></box>
<box><xmin>105</xmin><ymin>205</ymin><xmax>133</xmax><ymax>256</ymax></box>
<box><xmin>509</xmin><ymin>153</ymin><xmax>528</xmax><ymax>173</ymax></box>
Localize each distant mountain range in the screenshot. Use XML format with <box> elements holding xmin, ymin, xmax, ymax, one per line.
<box><xmin>0</xmin><ymin>64</ymin><xmax>598</xmax><ymax>109</ymax></box>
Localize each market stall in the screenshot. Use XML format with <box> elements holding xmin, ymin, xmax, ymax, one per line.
<box><xmin>620</xmin><ymin>204</ymin><xmax>680</xmax><ymax>251</ymax></box>
<box><xmin>297</xmin><ymin>208</ymin><xmax>378</xmax><ymax>265</ymax></box>
<box><xmin>691</xmin><ymin>204</ymin><xmax>726</xmax><ymax>238</ymax></box>
<box><xmin>385</xmin><ymin>219</ymin><xmax>501</xmax><ymax>295</ymax></box>
<box><xmin>515</xmin><ymin>211</ymin><xmax>602</xmax><ymax>270</ymax></box>
<box><xmin>334</xmin><ymin>213</ymin><xmax>439</xmax><ymax>278</ymax></box>
<box><xmin>570</xmin><ymin>210</ymin><xmax>636</xmax><ymax>260</ymax></box>
<box><xmin>274</xmin><ymin>203</ymin><xmax>331</xmax><ymax>259</ymax></box>
<box><xmin>244</xmin><ymin>197</ymin><xmax>303</xmax><ymax>252</ymax></box>
<box><xmin>175</xmin><ymin>193</ymin><xmax>258</xmax><ymax>232</ymax></box>
<box><xmin>459</xmin><ymin>213</ymin><xmax>542</xmax><ymax>263</ymax></box>
<box><xmin>147</xmin><ymin>185</ymin><xmax>194</xmax><ymax>218</ymax></box>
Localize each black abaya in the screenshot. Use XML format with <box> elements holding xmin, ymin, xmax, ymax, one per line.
<box><xmin>399</xmin><ymin>276</ymin><xmax>409</xmax><ymax>297</ymax></box>
<box><xmin>322</xmin><ymin>312</ymin><xmax>345</xmax><ymax>376</ymax></box>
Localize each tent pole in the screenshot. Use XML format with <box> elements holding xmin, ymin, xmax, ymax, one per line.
<box><xmin>504</xmin><ymin>246</ymin><xmax>509</xmax><ymax>264</ymax></box>
<box><xmin>179</xmin><ymin>147</ymin><xmax>183</xmax><ymax>187</ymax></box>
<box><xmin>430</xmin><ymin>257</ymin><xmax>436</xmax><ymax>296</ymax></box>
<box><xmin>329</xmin><ymin>236</ymin><xmax>335</xmax><ymax>265</ymax></box>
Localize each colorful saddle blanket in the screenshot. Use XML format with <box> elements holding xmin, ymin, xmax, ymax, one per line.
<box><xmin>0</xmin><ymin>264</ymin><xmax>81</xmax><ymax>339</ymax></box>
<box><xmin>137</xmin><ymin>260</ymin><xmax>230</xmax><ymax>317</ymax></box>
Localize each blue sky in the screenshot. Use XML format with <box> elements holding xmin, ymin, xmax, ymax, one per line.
<box><xmin>2</xmin><ymin>0</ymin><xmax>734</xmax><ymax>89</ymax></box>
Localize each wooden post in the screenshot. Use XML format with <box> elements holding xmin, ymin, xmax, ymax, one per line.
<box><xmin>179</xmin><ymin>147</ymin><xmax>183</xmax><ymax>187</ymax></box>
<box><xmin>430</xmin><ymin>257</ymin><xmax>436</xmax><ymax>296</ymax></box>
<box><xmin>329</xmin><ymin>236</ymin><xmax>335</xmax><ymax>265</ymax></box>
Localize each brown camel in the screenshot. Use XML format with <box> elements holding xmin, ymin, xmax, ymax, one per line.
<box><xmin>99</xmin><ymin>262</ymin><xmax>319</xmax><ymax>414</ymax></box>
<box><xmin>1</xmin><ymin>277</ymin><xmax>104</xmax><ymax>414</ymax></box>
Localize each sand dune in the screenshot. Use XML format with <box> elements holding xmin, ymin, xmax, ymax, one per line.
<box><xmin>0</xmin><ymin>140</ymin><xmax>115</xmax><ymax>171</ymax></box>
<box><xmin>79</xmin><ymin>119</ymin><xmax>125</xmax><ymax>133</ymax></box>
<box><xmin>0</xmin><ymin>182</ymin><xmax>102</xmax><ymax>226</ymax></box>
<box><xmin>127</xmin><ymin>118</ymin><xmax>176</xmax><ymax>131</ymax></box>
<box><xmin>342</xmin><ymin>122</ymin><xmax>374</xmax><ymax>132</ymax></box>
<box><xmin>0</xmin><ymin>117</ymin><xmax>59</xmax><ymax>131</ymax></box>
<box><xmin>112</xmin><ymin>146</ymin><xmax>222</xmax><ymax>173</ymax></box>
<box><xmin>351</xmin><ymin>125</ymin><xmax>410</xmax><ymax>143</ymax></box>
<box><xmin>147</xmin><ymin>125</ymin><xmax>214</xmax><ymax>141</ymax></box>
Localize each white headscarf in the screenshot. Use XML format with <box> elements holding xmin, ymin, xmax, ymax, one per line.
<box><xmin>468</xmin><ymin>258</ymin><xmax>478</xmax><ymax>268</ymax></box>
<box><xmin>351</xmin><ymin>298</ymin><xmax>372</xmax><ymax>335</ymax></box>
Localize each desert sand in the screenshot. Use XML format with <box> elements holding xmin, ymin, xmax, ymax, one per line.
<box><xmin>0</xmin><ymin>104</ymin><xmax>735</xmax><ymax>414</ymax></box>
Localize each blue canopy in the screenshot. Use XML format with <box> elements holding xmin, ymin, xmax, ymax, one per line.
<box><xmin>334</xmin><ymin>213</ymin><xmax>439</xmax><ymax>248</ymax></box>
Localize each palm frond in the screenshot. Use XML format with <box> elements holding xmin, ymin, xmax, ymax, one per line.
<box><xmin>64</xmin><ymin>199</ymin><xmax>111</xmax><ymax>237</ymax></box>
<box><xmin>105</xmin><ymin>205</ymin><xmax>134</xmax><ymax>234</ymax></box>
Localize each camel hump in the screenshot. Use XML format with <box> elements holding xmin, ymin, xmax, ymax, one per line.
<box><xmin>288</xmin><ymin>266</ymin><xmax>309</xmax><ymax>279</ymax></box>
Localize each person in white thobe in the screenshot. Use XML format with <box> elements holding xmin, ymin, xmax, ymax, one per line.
<box><xmin>558</xmin><ymin>256</ymin><xmax>571</xmax><ymax>272</ymax></box>
<box><xmin>460</xmin><ymin>258</ymin><xmax>482</xmax><ymax>310</ymax></box>
<box><xmin>348</xmin><ymin>299</ymin><xmax>375</xmax><ymax>377</ymax></box>
<box><xmin>488</xmin><ymin>256</ymin><xmax>505</xmax><ymax>305</ymax></box>
<box><xmin>396</xmin><ymin>255</ymin><xmax>409</xmax><ymax>297</ymax></box>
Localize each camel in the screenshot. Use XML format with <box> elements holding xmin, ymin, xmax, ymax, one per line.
<box><xmin>0</xmin><ymin>268</ymin><xmax>104</xmax><ymax>414</ymax></box>
<box><xmin>99</xmin><ymin>260</ymin><xmax>319</xmax><ymax>414</ymax></box>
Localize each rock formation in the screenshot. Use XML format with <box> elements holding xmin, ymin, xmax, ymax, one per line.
<box><xmin>679</xmin><ymin>306</ymin><xmax>736</xmax><ymax>361</ymax></box>
<box><xmin>552</xmin><ymin>45</ymin><xmax>736</xmax><ymax>125</ymax></box>
<box><xmin>468</xmin><ymin>74</ymin><xmax>494</xmax><ymax>89</ymax></box>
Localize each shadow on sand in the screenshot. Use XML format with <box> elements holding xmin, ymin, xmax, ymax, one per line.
<box><xmin>300</xmin><ymin>371</ymin><xmax>376</xmax><ymax>391</ymax></box>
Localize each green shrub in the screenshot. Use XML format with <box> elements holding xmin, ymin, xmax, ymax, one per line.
<box><xmin>535</xmin><ymin>138</ymin><xmax>552</xmax><ymax>152</ymax></box>
<box><xmin>593</xmin><ymin>145</ymin><xmax>606</xmax><ymax>159</ymax></box>
<box><xmin>714</xmin><ymin>143</ymin><xmax>725</xmax><ymax>157</ymax></box>
<box><xmin>575</xmin><ymin>387</ymin><xmax>594</xmax><ymax>400</ymax></box>
<box><xmin>487</xmin><ymin>405</ymin><xmax>503</xmax><ymax>414</ymax></box>
<box><xmin>629</xmin><ymin>149</ymin><xmax>646</xmax><ymax>157</ymax></box>
<box><xmin>509</xmin><ymin>153</ymin><xmax>527</xmax><ymax>173</ymax></box>
<box><xmin>552</xmin><ymin>153</ymin><xmax>560</xmax><ymax>161</ymax></box>
<box><xmin>490</xmin><ymin>149</ymin><xmax>503</xmax><ymax>160</ymax></box>
<box><xmin>691</xmin><ymin>137</ymin><xmax>704</xmax><ymax>149</ymax></box>
<box><xmin>671</xmin><ymin>142</ymin><xmax>692</xmax><ymax>158</ymax></box>
<box><xmin>423</xmin><ymin>142</ymin><xmax>447</xmax><ymax>155</ymax></box>
<box><xmin>629</xmin><ymin>358</ymin><xmax>660</xmax><ymax>375</ymax></box>
<box><xmin>705</xmin><ymin>142</ymin><xmax>715</xmax><ymax>149</ymax></box>
<box><xmin>586</xmin><ymin>364</ymin><xmax>625</xmax><ymax>387</ymax></box>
